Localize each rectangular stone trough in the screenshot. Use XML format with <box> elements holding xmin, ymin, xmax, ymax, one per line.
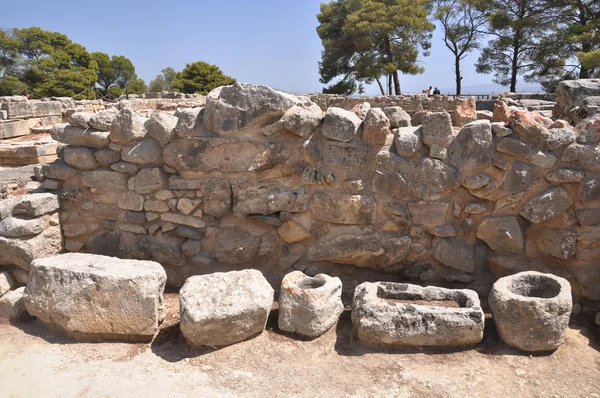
<box><xmin>351</xmin><ymin>282</ymin><xmax>484</xmax><ymax>347</ymax></box>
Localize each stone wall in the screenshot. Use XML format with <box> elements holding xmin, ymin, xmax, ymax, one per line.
<box><xmin>36</xmin><ymin>83</ymin><xmax>600</xmax><ymax>304</ymax></box>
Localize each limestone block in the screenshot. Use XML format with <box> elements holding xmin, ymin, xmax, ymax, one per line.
<box><xmin>12</xmin><ymin>193</ymin><xmax>59</xmax><ymax>217</ymax></box>
<box><xmin>476</xmin><ymin>216</ymin><xmax>523</xmax><ymax>253</ymax></box>
<box><xmin>179</xmin><ymin>269</ymin><xmax>274</xmax><ymax>347</ymax></box>
<box><xmin>489</xmin><ymin>271</ymin><xmax>571</xmax><ymax>351</ymax></box>
<box><xmin>0</xmin><ymin>287</ymin><xmax>29</xmax><ymax>319</ymax></box>
<box><xmin>352</xmin><ymin>282</ymin><xmax>484</xmax><ymax>346</ymax></box>
<box><xmin>51</xmin><ymin>124</ymin><xmax>109</xmax><ymax>148</ymax></box>
<box><xmin>322</xmin><ymin>107</ymin><xmax>362</xmax><ymax>142</ymax></box>
<box><xmin>24</xmin><ymin>253</ymin><xmax>167</xmax><ymax>340</ymax></box>
<box><xmin>310</xmin><ymin>191</ymin><xmax>376</xmax><ymax>225</ymax></box>
<box><xmin>278</xmin><ymin>271</ymin><xmax>343</xmax><ymax>338</ymax></box>
<box><xmin>519</xmin><ymin>187</ymin><xmax>573</xmax><ymax>224</ymax></box>
<box><xmin>109</xmin><ymin>107</ymin><xmax>148</xmax><ymax>145</ymax></box>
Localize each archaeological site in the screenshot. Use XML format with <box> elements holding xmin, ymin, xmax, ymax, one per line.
<box><xmin>1</xmin><ymin>79</ymin><xmax>600</xmax><ymax>396</ymax></box>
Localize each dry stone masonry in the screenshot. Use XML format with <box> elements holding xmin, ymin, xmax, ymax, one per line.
<box><xmin>29</xmin><ymin>81</ymin><xmax>600</xmax><ymax>305</ymax></box>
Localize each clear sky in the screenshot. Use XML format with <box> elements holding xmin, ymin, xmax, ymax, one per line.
<box><xmin>1</xmin><ymin>0</ymin><xmax>542</xmax><ymax>95</ymax></box>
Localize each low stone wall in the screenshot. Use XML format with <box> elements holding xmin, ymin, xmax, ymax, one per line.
<box><xmin>33</xmin><ymin>83</ymin><xmax>600</xmax><ymax>305</ymax></box>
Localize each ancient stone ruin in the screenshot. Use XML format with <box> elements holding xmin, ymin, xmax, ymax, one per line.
<box><xmin>0</xmin><ymin>79</ymin><xmax>599</xmax><ymax>353</ymax></box>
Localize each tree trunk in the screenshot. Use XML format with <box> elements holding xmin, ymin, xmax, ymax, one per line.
<box><xmin>455</xmin><ymin>55</ymin><xmax>462</xmax><ymax>96</ymax></box>
<box><xmin>510</xmin><ymin>44</ymin><xmax>519</xmax><ymax>93</ymax></box>
<box><xmin>375</xmin><ymin>77</ymin><xmax>385</xmax><ymax>95</ymax></box>
<box><xmin>392</xmin><ymin>70</ymin><xmax>401</xmax><ymax>95</ymax></box>
<box><xmin>388</xmin><ymin>74</ymin><xmax>392</xmax><ymax>95</ymax></box>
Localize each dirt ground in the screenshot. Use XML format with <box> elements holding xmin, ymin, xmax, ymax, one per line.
<box><xmin>1</xmin><ymin>293</ymin><xmax>599</xmax><ymax>398</ymax></box>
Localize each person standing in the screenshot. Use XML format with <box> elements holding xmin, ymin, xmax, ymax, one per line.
<box><xmin>427</xmin><ymin>86</ymin><xmax>433</xmax><ymax>96</ymax></box>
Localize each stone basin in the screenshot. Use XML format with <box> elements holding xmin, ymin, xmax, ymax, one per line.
<box><xmin>489</xmin><ymin>271</ymin><xmax>572</xmax><ymax>352</ymax></box>
<box><xmin>351</xmin><ymin>281</ymin><xmax>484</xmax><ymax>347</ymax></box>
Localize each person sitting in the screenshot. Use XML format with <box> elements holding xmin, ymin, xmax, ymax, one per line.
<box><xmin>433</xmin><ymin>87</ymin><xmax>440</xmax><ymax>95</ymax></box>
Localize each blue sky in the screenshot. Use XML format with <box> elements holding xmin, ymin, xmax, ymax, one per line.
<box><xmin>1</xmin><ymin>0</ymin><xmax>541</xmax><ymax>95</ymax></box>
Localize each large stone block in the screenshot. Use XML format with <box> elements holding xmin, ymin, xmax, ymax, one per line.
<box><xmin>310</xmin><ymin>191</ymin><xmax>376</xmax><ymax>225</ymax></box>
<box><xmin>433</xmin><ymin>238</ymin><xmax>476</xmax><ymax>272</ymax></box>
<box><xmin>278</xmin><ymin>271</ymin><xmax>343</xmax><ymax>338</ymax></box>
<box><xmin>5</xmin><ymin>100</ymin><xmax>62</xmax><ymax>119</ymax></box>
<box><xmin>489</xmin><ymin>271</ymin><xmax>571</xmax><ymax>351</ymax></box>
<box><xmin>203</xmin><ymin>83</ymin><xmax>305</xmax><ymax>133</ymax></box>
<box><xmin>476</xmin><ymin>216</ymin><xmax>523</xmax><ymax>253</ymax></box>
<box><xmin>232</xmin><ymin>179</ymin><xmax>308</xmax><ymax>217</ymax></box>
<box><xmin>0</xmin><ymin>225</ymin><xmax>62</xmax><ymax>270</ymax></box>
<box><xmin>519</xmin><ymin>187</ymin><xmax>573</xmax><ymax>224</ymax></box>
<box><xmin>214</xmin><ymin>227</ymin><xmax>260</xmax><ymax>265</ymax></box>
<box><xmin>51</xmin><ymin>124</ymin><xmax>110</xmax><ymax>149</ymax></box>
<box><xmin>24</xmin><ymin>253</ymin><xmax>167</xmax><ymax>340</ymax></box>
<box><xmin>322</xmin><ymin>107</ymin><xmax>362</xmax><ymax>142</ymax></box>
<box><xmin>179</xmin><ymin>269</ymin><xmax>274</xmax><ymax>347</ymax></box>
<box><xmin>322</xmin><ymin>141</ymin><xmax>372</xmax><ymax>167</ymax></box>
<box><xmin>352</xmin><ymin>282</ymin><xmax>484</xmax><ymax>346</ymax></box>
<box><xmin>163</xmin><ymin>137</ymin><xmax>287</xmax><ymax>172</ymax></box>
<box><xmin>448</xmin><ymin>120</ymin><xmax>493</xmax><ymax>177</ymax></box>
<box><xmin>110</xmin><ymin>107</ymin><xmax>148</xmax><ymax>145</ymax></box>
<box><xmin>12</xmin><ymin>193</ymin><xmax>59</xmax><ymax>217</ymax></box>
<box><xmin>307</xmin><ymin>233</ymin><xmax>411</xmax><ymax>268</ymax></box>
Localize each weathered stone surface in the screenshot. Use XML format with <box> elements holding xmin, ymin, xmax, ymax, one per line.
<box><xmin>118</xmin><ymin>191</ymin><xmax>144</xmax><ymax>211</ymax></box>
<box><xmin>139</xmin><ymin>233</ymin><xmax>183</xmax><ymax>266</ymax></box>
<box><xmin>322</xmin><ymin>107</ymin><xmax>362</xmax><ymax>142</ymax></box>
<box><xmin>180</xmin><ymin>269</ymin><xmax>274</xmax><ymax>347</ymax></box>
<box><xmin>121</xmin><ymin>137</ymin><xmax>162</xmax><ymax>165</ymax></box>
<box><xmin>4</xmin><ymin>100</ymin><xmax>62</xmax><ymax>119</ymax></box>
<box><xmin>200</xmin><ymin>178</ymin><xmax>231</xmax><ymax>217</ymax></box>
<box><xmin>555</xmin><ymin>79</ymin><xmax>600</xmax><ymax>116</ymax></box>
<box><xmin>81</xmin><ymin>170</ymin><xmax>128</xmax><ymax>190</ymax></box>
<box><xmin>278</xmin><ymin>271</ymin><xmax>343</xmax><ymax>338</ymax></box>
<box><xmin>571</xmin><ymin>264</ymin><xmax>600</xmax><ymax>300</ymax></box>
<box><xmin>0</xmin><ymin>217</ymin><xmax>45</xmax><ymax>237</ymax></box>
<box><xmin>503</xmin><ymin>161</ymin><xmax>536</xmax><ymax>193</ymax></box>
<box><xmin>203</xmin><ymin>83</ymin><xmax>305</xmax><ymax>133</ymax></box>
<box><xmin>24</xmin><ymin>253</ymin><xmax>166</xmax><ymax>340</ymax></box>
<box><xmin>310</xmin><ymin>191</ymin><xmax>376</xmax><ymax>225</ymax></box>
<box><xmin>408</xmin><ymin>202</ymin><xmax>448</xmax><ymax>226</ymax></box>
<box><xmin>279</xmin><ymin>104</ymin><xmax>323</xmax><ymax>138</ymax></box>
<box><xmin>477</xmin><ymin>216</ymin><xmax>523</xmax><ymax>253</ymax></box>
<box><xmin>307</xmin><ymin>233</ymin><xmax>411</xmax><ymax>268</ymax></box>
<box><xmin>452</xmin><ymin>97</ymin><xmax>477</xmax><ymax>126</ymax></box>
<box><xmin>422</xmin><ymin>112</ymin><xmax>453</xmax><ymax>147</ymax></box>
<box><xmin>493</xmin><ymin>101</ymin><xmax>511</xmax><ymax>124</ymax></box>
<box><xmin>0</xmin><ymin>271</ymin><xmax>14</xmax><ymax>297</ymax></box>
<box><xmin>408</xmin><ymin>158</ymin><xmax>460</xmax><ymax>200</ymax></box>
<box><xmin>496</xmin><ymin>137</ymin><xmax>531</xmax><ymax>158</ymax></box>
<box><xmin>0</xmin><ymin>286</ymin><xmax>29</xmax><ymax>319</ymax></box>
<box><xmin>544</xmin><ymin>127</ymin><xmax>576</xmax><ymax>150</ymax></box>
<box><xmin>12</xmin><ymin>193</ymin><xmax>59</xmax><ymax>217</ymax></box>
<box><xmin>69</xmin><ymin>112</ymin><xmax>92</xmax><ymax>128</ymax></box>
<box><xmin>519</xmin><ymin>187</ymin><xmax>573</xmax><ymax>224</ymax></box>
<box><xmin>547</xmin><ymin>169</ymin><xmax>584</xmax><ymax>184</ymax></box>
<box><xmin>393</xmin><ymin>127</ymin><xmax>422</xmax><ymax>156</ymax></box>
<box><xmin>448</xmin><ymin>120</ymin><xmax>493</xmax><ymax>178</ymax></box>
<box><xmin>322</xmin><ymin>141</ymin><xmax>372</xmax><ymax>167</ymax></box>
<box><xmin>0</xmin><ymin>225</ymin><xmax>62</xmax><ymax>270</ymax></box>
<box><xmin>110</xmin><ymin>107</ymin><xmax>148</xmax><ymax>145</ymax></box>
<box><xmin>562</xmin><ymin>142</ymin><xmax>600</xmax><ymax>172</ymax></box>
<box><xmin>433</xmin><ymin>238</ymin><xmax>476</xmax><ymax>272</ymax></box>
<box><xmin>95</xmin><ymin>149</ymin><xmax>120</xmax><ymax>165</ymax></box>
<box><xmin>352</xmin><ymin>282</ymin><xmax>484</xmax><ymax>347</ymax></box>
<box><xmin>174</xmin><ymin>107</ymin><xmax>204</xmax><ymax>138</ymax></box>
<box><xmin>63</xmin><ymin>147</ymin><xmax>97</xmax><ymax>170</ymax></box>
<box><xmin>510</xmin><ymin>110</ymin><xmax>554</xmax><ymax>147</ymax></box>
<box><xmin>214</xmin><ymin>227</ymin><xmax>260</xmax><ymax>264</ymax></box>
<box><xmin>51</xmin><ymin>124</ymin><xmax>109</xmax><ymax>148</ymax></box>
<box><xmin>131</xmin><ymin>167</ymin><xmax>167</xmax><ymax>194</ymax></box>
<box><xmin>537</xmin><ymin>228</ymin><xmax>576</xmax><ymax>259</ymax></box>
<box><xmin>362</xmin><ymin>108</ymin><xmax>390</xmax><ymax>145</ymax></box>
<box><xmin>575</xmin><ymin>114</ymin><xmax>600</xmax><ymax>143</ymax></box>
<box><xmin>577</xmin><ymin>226</ymin><xmax>600</xmax><ymax>245</ymax></box>
<box><xmin>163</xmin><ymin>137</ymin><xmax>287</xmax><ymax>172</ymax></box>
<box><xmin>89</xmin><ymin>109</ymin><xmax>117</xmax><ymax>131</ymax></box>
<box><xmin>160</xmin><ymin>213</ymin><xmax>205</xmax><ymax>229</ymax></box>
<box><xmin>232</xmin><ymin>180</ymin><xmax>308</xmax><ymax>217</ymax></box>
<box><xmin>529</xmin><ymin>150</ymin><xmax>557</xmax><ymax>169</ymax></box>
<box><xmin>489</xmin><ymin>271</ymin><xmax>571</xmax><ymax>351</ymax></box>
<box><xmin>111</xmin><ymin>161</ymin><xmax>138</xmax><ymax>175</ymax></box>
<box><xmin>383</xmin><ymin>107</ymin><xmax>411</xmax><ymax>128</ymax></box>
<box><xmin>278</xmin><ymin>219</ymin><xmax>311</xmax><ymax>243</ymax></box>
<box><xmin>145</xmin><ymin>111</ymin><xmax>178</xmax><ymax>147</ymax></box>
<box><xmin>372</xmin><ymin>170</ymin><xmax>408</xmax><ymax>199</ymax></box>
<box><xmin>579</xmin><ymin>176</ymin><xmax>600</xmax><ymax>202</ymax></box>
<box><xmin>492</xmin><ymin>122</ymin><xmax>513</xmax><ymax>138</ymax></box>
<box><xmin>464</xmin><ymin>203</ymin><xmax>487</xmax><ymax>214</ymax></box>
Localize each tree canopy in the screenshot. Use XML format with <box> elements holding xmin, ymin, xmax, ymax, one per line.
<box><xmin>173</xmin><ymin>61</ymin><xmax>236</xmax><ymax>95</ymax></box>
<box><xmin>317</xmin><ymin>0</ymin><xmax>435</xmax><ymax>95</ymax></box>
<box><xmin>91</xmin><ymin>52</ymin><xmax>136</xmax><ymax>94</ymax></box>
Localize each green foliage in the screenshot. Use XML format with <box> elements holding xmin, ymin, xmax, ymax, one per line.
<box><xmin>475</xmin><ymin>0</ymin><xmax>550</xmax><ymax>92</ymax></box>
<box><xmin>0</xmin><ymin>26</ymin><xmax>98</xmax><ymax>99</ymax></box>
<box><xmin>0</xmin><ymin>75</ymin><xmax>27</xmax><ymax>95</ymax></box>
<box><xmin>127</xmin><ymin>76</ymin><xmax>147</xmax><ymax>94</ymax></box>
<box><xmin>317</xmin><ymin>0</ymin><xmax>435</xmax><ymax>95</ymax></box>
<box><xmin>161</xmin><ymin>67</ymin><xmax>177</xmax><ymax>91</ymax></box>
<box><xmin>174</xmin><ymin>61</ymin><xmax>236</xmax><ymax>95</ymax></box>
<box><xmin>148</xmin><ymin>75</ymin><xmax>166</xmax><ymax>92</ymax></box>
<box><xmin>91</xmin><ymin>52</ymin><xmax>136</xmax><ymax>93</ymax></box>
<box><xmin>529</xmin><ymin>1</ymin><xmax>600</xmax><ymax>91</ymax></box>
